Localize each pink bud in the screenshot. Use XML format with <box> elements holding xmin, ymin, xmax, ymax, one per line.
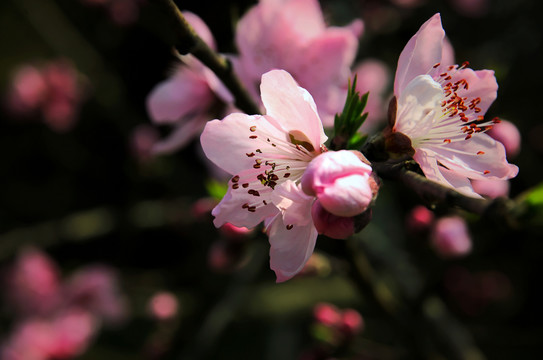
<box><xmin>311</xmin><ymin>200</ymin><xmax>356</xmax><ymax>239</ymax></box>
<box><xmin>7</xmin><ymin>65</ymin><xmax>47</xmax><ymax>113</ymax></box>
<box><xmin>5</xmin><ymin>247</ymin><xmax>61</xmax><ymax>316</ymax></box>
<box><xmin>148</xmin><ymin>291</ymin><xmax>179</xmax><ymax>320</ymax></box>
<box><xmin>406</xmin><ymin>205</ymin><xmax>435</xmax><ymax>234</ymax></box>
<box><xmin>313</xmin><ymin>303</ymin><xmax>341</xmax><ymax>327</ymax></box>
<box><xmin>486</xmin><ymin>120</ymin><xmax>521</xmax><ymax>158</ymax></box>
<box><xmin>302</xmin><ymin>150</ymin><xmax>373</xmax><ymax>217</ymax></box>
<box><xmin>430</xmin><ymin>216</ymin><xmax>472</xmax><ymax>258</ymax></box>
<box><xmin>341</xmin><ymin>309</ymin><xmax>364</xmax><ymax>335</ymax></box>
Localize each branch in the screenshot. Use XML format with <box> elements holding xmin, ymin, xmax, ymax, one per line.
<box><xmin>152</xmin><ymin>0</ymin><xmax>261</xmax><ymax>115</ymax></box>
<box><xmin>370</xmin><ymin>160</ymin><xmax>516</xmax><ymax>223</ymax></box>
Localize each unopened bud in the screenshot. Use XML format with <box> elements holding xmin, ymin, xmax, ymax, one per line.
<box><xmin>431</xmin><ymin>216</ymin><xmax>472</xmax><ymax>258</ymax></box>
<box><xmin>311</xmin><ymin>200</ymin><xmax>355</xmax><ymax>239</ymax></box>
<box><xmin>406</xmin><ymin>205</ymin><xmax>435</xmax><ymax>234</ymax></box>
<box><xmin>302</xmin><ymin>150</ymin><xmax>374</xmax><ymax>217</ymax></box>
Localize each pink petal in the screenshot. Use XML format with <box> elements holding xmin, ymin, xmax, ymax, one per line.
<box><xmin>182</xmin><ymin>12</ymin><xmax>216</xmax><ymax>50</ymax></box>
<box><xmin>395</xmin><ymin>13</ymin><xmax>445</xmax><ymax>96</ymax></box>
<box><xmin>451</xmin><ymin>68</ymin><xmax>497</xmax><ymax>115</ymax></box>
<box><xmin>200</xmin><ymin>112</ymin><xmax>292</xmax><ymax>175</ymax></box>
<box><xmin>291</xmin><ymin>29</ymin><xmax>359</xmax><ymax>126</ymax></box>
<box><xmin>146</xmin><ymin>66</ymin><xmax>212</xmax><ymax>124</ymax></box>
<box><xmin>152</xmin><ymin>115</ymin><xmax>207</xmax><ymax>154</ymax></box>
<box><xmin>260</xmin><ymin>70</ymin><xmax>327</xmax><ymax>148</ymax></box>
<box><xmin>430</xmin><ymin>134</ymin><xmax>519</xmax><ymax>180</ymax></box>
<box><xmin>441</xmin><ymin>36</ymin><xmax>455</xmax><ymax>65</ymax></box>
<box><xmin>270</xmin><ymin>180</ymin><xmax>315</xmax><ymax>226</ymax></box>
<box><xmin>268</xmin><ymin>215</ymin><xmax>318</xmax><ymax>282</ymax></box>
<box><xmin>470</xmin><ymin>178</ymin><xmax>510</xmax><ymax>198</ymax></box>
<box><xmin>414</xmin><ymin>149</ymin><xmax>480</xmax><ymax>197</ymax></box>
<box><xmin>211</xmin><ymin>168</ymin><xmax>279</xmax><ymax>228</ymax></box>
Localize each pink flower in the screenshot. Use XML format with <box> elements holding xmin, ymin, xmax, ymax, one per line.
<box><xmin>201</xmin><ymin>69</ymin><xmax>327</xmax><ymax>282</ymax></box>
<box><xmin>1</xmin><ymin>310</ymin><xmax>97</xmax><ymax>360</ymax></box>
<box><xmin>146</xmin><ymin>12</ymin><xmax>234</xmax><ymax>154</ymax></box>
<box><xmin>4</xmin><ymin>248</ymin><xmax>61</xmax><ymax>316</ymax></box>
<box><xmin>391</xmin><ymin>13</ymin><xmax>518</xmax><ymax>197</ymax></box>
<box><xmin>302</xmin><ymin>150</ymin><xmax>373</xmax><ymax>217</ymax></box>
<box><xmin>406</xmin><ymin>205</ymin><xmax>435</xmax><ymax>234</ymax></box>
<box><xmin>431</xmin><ymin>216</ymin><xmax>472</xmax><ymax>258</ymax></box>
<box><xmin>352</xmin><ymin>59</ymin><xmax>391</xmax><ymax>132</ymax></box>
<box><xmin>148</xmin><ymin>291</ymin><xmax>179</xmax><ymax>320</ymax></box>
<box><xmin>6</xmin><ymin>60</ymin><xmax>86</xmax><ymax>132</ymax></box>
<box><xmin>63</xmin><ymin>266</ymin><xmax>128</xmax><ymax>325</ymax></box>
<box><xmin>235</xmin><ymin>0</ymin><xmax>363</xmax><ymax>126</ymax></box>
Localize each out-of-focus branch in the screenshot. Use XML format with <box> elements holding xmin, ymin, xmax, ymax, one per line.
<box><xmin>152</xmin><ymin>0</ymin><xmax>261</xmax><ymax>115</ymax></box>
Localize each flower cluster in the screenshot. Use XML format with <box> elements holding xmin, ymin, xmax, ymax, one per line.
<box><xmin>0</xmin><ymin>248</ymin><xmax>128</xmax><ymax>360</ymax></box>
<box><xmin>147</xmin><ymin>4</ymin><xmax>520</xmax><ymax>282</ymax></box>
<box><xmin>201</xmin><ymin>70</ymin><xmax>376</xmax><ymax>282</ymax></box>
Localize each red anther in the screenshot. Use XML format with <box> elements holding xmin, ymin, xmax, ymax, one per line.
<box><xmin>465</xmin><ymin>134</ymin><xmax>472</xmax><ymax>140</ymax></box>
<box><xmin>492</xmin><ymin>117</ymin><xmax>501</xmax><ymax>123</ymax></box>
<box><xmin>484</xmin><ymin>170</ymin><xmax>490</xmax><ymax>175</ymax></box>
<box><xmin>461</xmin><ymin>61</ymin><xmax>470</xmax><ymax>68</ymax></box>
<box><xmin>433</xmin><ymin>63</ymin><xmax>441</xmax><ymax>68</ymax></box>
<box><xmin>444</xmin><ymin>139</ymin><xmax>452</xmax><ymax>144</ymax></box>
<box><xmin>477</xmin><ymin>151</ymin><xmax>485</xmax><ymax>155</ymax></box>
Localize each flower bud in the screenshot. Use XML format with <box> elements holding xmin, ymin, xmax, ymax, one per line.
<box><xmin>406</xmin><ymin>205</ymin><xmax>435</xmax><ymax>234</ymax></box>
<box><xmin>340</xmin><ymin>309</ymin><xmax>364</xmax><ymax>336</ymax></box>
<box><xmin>301</xmin><ymin>150</ymin><xmax>374</xmax><ymax>217</ymax></box>
<box><xmin>311</xmin><ymin>200</ymin><xmax>356</xmax><ymax>239</ymax></box>
<box><xmin>431</xmin><ymin>216</ymin><xmax>472</xmax><ymax>258</ymax></box>
<box><xmin>313</xmin><ymin>303</ymin><xmax>341</xmax><ymax>327</ymax></box>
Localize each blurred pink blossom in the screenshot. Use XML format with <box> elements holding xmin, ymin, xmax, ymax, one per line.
<box><xmin>406</xmin><ymin>205</ymin><xmax>435</xmax><ymax>234</ymax></box>
<box><xmin>148</xmin><ymin>292</ymin><xmax>179</xmax><ymax>320</ymax></box>
<box><xmin>1</xmin><ymin>309</ymin><xmax>97</xmax><ymax>360</ymax></box>
<box><xmin>4</xmin><ymin>247</ymin><xmax>61</xmax><ymax>316</ymax></box>
<box><xmin>146</xmin><ymin>12</ymin><xmax>235</xmax><ymax>154</ymax></box>
<box><xmin>236</xmin><ymin>0</ymin><xmax>363</xmax><ymax>126</ymax></box>
<box><xmin>6</xmin><ymin>60</ymin><xmax>87</xmax><ymax>132</ymax></box>
<box><xmin>391</xmin><ymin>13</ymin><xmax>518</xmax><ymax>197</ymax></box>
<box><xmin>431</xmin><ymin>216</ymin><xmax>472</xmax><ymax>258</ymax></box>
<box><xmin>486</xmin><ymin>119</ymin><xmax>521</xmax><ymax>158</ymax></box>
<box><xmin>63</xmin><ymin>266</ymin><xmax>128</xmax><ymax>325</ymax></box>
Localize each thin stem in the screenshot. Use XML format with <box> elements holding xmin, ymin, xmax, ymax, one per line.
<box><xmin>152</xmin><ymin>0</ymin><xmax>261</xmax><ymax>115</ymax></box>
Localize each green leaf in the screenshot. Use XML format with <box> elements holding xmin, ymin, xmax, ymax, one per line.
<box><xmin>331</xmin><ymin>75</ymin><xmax>370</xmax><ymax>150</ymax></box>
<box><xmin>205</xmin><ymin>179</ymin><xmax>228</xmax><ymax>200</ymax></box>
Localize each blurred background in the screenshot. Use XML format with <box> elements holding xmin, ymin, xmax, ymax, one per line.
<box><xmin>1</xmin><ymin>0</ymin><xmax>542</xmax><ymax>359</ymax></box>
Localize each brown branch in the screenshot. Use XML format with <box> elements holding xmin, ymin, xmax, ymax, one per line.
<box><xmin>152</xmin><ymin>0</ymin><xmax>261</xmax><ymax>115</ymax></box>
<box><xmin>370</xmin><ymin>160</ymin><xmax>517</xmax><ymax>221</ymax></box>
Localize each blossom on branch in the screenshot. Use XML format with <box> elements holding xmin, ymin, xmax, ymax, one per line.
<box><xmin>388</xmin><ymin>13</ymin><xmax>518</xmax><ymax>197</ymax></box>
<box><xmin>236</xmin><ymin>0</ymin><xmax>363</xmax><ymax>126</ymax></box>
<box><xmin>146</xmin><ymin>12</ymin><xmax>235</xmax><ymax>154</ymax></box>
<box><xmin>201</xmin><ymin>70</ymin><xmax>375</xmax><ymax>282</ymax></box>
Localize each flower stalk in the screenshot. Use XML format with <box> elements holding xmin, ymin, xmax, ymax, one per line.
<box><xmin>152</xmin><ymin>0</ymin><xmax>261</xmax><ymax>115</ymax></box>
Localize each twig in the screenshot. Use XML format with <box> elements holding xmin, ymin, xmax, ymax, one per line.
<box><xmin>152</xmin><ymin>0</ymin><xmax>261</xmax><ymax>115</ymax></box>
